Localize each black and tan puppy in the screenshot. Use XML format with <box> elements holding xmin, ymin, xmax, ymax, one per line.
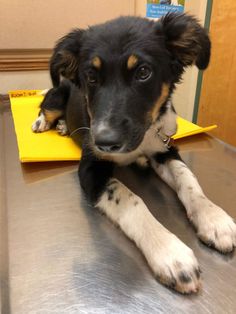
<box><xmin>32</xmin><ymin>13</ymin><xmax>236</xmax><ymax>294</ymax></box>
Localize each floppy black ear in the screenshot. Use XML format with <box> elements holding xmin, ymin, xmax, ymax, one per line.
<box><xmin>158</xmin><ymin>12</ymin><xmax>211</xmax><ymax>70</ymax></box>
<box><xmin>50</xmin><ymin>29</ymin><xmax>85</xmax><ymax>87</ymax></box>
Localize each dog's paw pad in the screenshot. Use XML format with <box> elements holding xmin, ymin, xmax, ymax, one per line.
<box><xmin>56</xmin><ymin>119</ymin><xmax>69</xmax><ymax>136</ymax></box>
<box><xmin>194</xmin><ymin>203</ymin><xmax>236</xmax><ymax>253</ymax></box>
<box><xmin>32</xmin><ymin>114</ymin><xmax>51</xmax><ymax>133</ymax></box>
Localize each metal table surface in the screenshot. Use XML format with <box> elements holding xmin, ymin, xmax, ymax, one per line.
<box><xmin>1</xmin><ymin>100</ymin><xmax>236</xmax><ymax>314</ymax></box>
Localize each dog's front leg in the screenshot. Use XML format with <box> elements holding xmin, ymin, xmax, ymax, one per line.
<box><xmin>32</xmin><ymin>82</ymin><xmax>70</xmax><ymax>134</ymax></box>
<box><xmin>151</xmin><ymin>148</ymin><xmax>236</xmax><ymax>253</ymax></box>
<box><xmin>79</xmin><ymin>150</ymin><xmax>201</xmax><ymax>294</ymax></box>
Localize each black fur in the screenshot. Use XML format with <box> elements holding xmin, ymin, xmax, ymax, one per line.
<box><xmin>159</xmin><ymin>12</ymin><xmax>211</xmax><ymax>70</ymax></box>
<box><xmin>40</xmin><ymin>80</ymin><xmax>71</xmax><ymax>114</ymax></box>
<box><xmin>38</xmin><ymin>13</ymin><xmax>210</xmax><ymax>203</ymax></box>
<box><xmin>178</xmin><ymin>271</ymin><xmax>192</xmax><ymax>284</ymax></box>
<box><xmin>78</xmin><ymin>148</ymin><xmax>115</xmax><ymax>204</ymax></box>
<box><xmin>153</xmin><ymin>146</ymin><xmax>182</xmax><ymax>164</ymax></box>
<box><xmin>50</xmin><ymin>29</ymin><xmax>85</xmax><ymax>87</ymax></box>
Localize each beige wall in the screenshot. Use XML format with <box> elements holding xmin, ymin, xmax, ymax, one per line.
<box><xmin>0</xmin><ymin>71</ymin><xmax>51</xmax><ymax>93</ymax></box>
<box><xmin>0</xmin><ymin>0</ymin><xmax>135</xmax><ymax>93</ymax></box>
<box><xmin>0</xmin><ymin>0</ymin><xmax>135</xmax><ymax>49</ymax></box>
<box><xmin>173</xmin><ymin>0</ymin><xmax>208</xmax><ymax>120</ymax></box>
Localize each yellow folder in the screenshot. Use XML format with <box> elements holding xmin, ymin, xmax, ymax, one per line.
<box><xmin>9</xmin><ymin>90</ymin><xmax>217</xmax><ymax>163</ymax></box>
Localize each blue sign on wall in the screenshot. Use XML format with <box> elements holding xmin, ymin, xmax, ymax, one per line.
<box><xmin>146</xmin><ymin>1</ymin><xmax>185</xmax><ymax>19</ymax></box>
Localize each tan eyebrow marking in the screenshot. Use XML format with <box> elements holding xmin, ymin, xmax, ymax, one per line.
<box><xmin>92</xmin><ymin>56</ymin><xmax>102</xmax><ymax>69</ymax></box>
<box><xmin>127</xmin><ymin>55</ymin><xmax>138</xmax><ymax>70</ymax></box>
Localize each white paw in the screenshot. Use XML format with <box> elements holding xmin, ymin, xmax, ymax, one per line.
<box><xmin>148</xmin><ymin>234</ymin><xmax>201</xmax><ymax>294</ymax></box>
<box><xmin>190</xmin><ymin>201</ymin><xmax>236</xmax><ymax>253</ymax></box>
<box><xmin>39</xmin><ymin>89</ymin><xmax>50</xmax><ymax>96</ymax></box>
<box><xmin>56</xmin><ymin>119</ymin><xmax>68</xmax><ymax>136</ymax></box>
<box><xmin>32</xmin><ymin>113</ymin><xmax>51</xmax><ymax>133</ymax></box>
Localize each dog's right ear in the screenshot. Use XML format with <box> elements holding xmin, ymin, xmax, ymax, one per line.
<box><xmin>157</xmin><ymin>12</ymin><xmax>211</xmax><ymax>70</ymax></box>
<box><xmin>50</xmin><ymin>29</ymin><xmax>85</xmax><ymax>87</ymax></box>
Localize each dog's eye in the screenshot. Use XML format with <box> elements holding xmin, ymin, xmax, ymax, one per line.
<box><xmin>135</xmin><ymin>66</ymin><xmax>152</xmax><ymax>81</ymax></box>
<box><xmin>87</xmin><ymin>71</ymin><xmax>98</xmax><ymax>84</ymax></box>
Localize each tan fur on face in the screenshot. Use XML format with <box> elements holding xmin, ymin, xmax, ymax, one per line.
<box><xmin>127</xmin><ymin>55</ymin><xmax>138</xmax><ymax>70</ymax></box>
<box><xmin>92</xmin><ymin>56</ymin><xmax>102</xmax><ymax>69</ymax></box>
<box><xmin>150</xmin><ymin>84</ymin><xmax>170</xmax><ymax>122</ymax></box>
<box><xmin>44</xmin><ymin>109</ymin><xmax>63</xmax><ymax>123</ymax></box>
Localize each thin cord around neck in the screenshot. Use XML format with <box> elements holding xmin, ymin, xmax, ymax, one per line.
<box><xmin>70</xmin><ymin>127</ymin><xmax>90</xmax><ymax>137</ymax></box>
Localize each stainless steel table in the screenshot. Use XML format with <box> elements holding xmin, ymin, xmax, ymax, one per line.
<box><xmin>1</xmin><ymin>99</ymin><xmax>236</xmax><ymax>314</ymax></box>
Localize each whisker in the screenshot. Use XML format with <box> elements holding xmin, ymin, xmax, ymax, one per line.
<box><xmin>70</xmin><ymin>127</ymin><xmax>90</xmax><ymax>137</ymax></box>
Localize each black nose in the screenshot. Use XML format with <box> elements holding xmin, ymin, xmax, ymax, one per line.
<box><xmin>93</xmin><ymin>124</ymin><xmax>123</xmax><ymax>153</ymax></box>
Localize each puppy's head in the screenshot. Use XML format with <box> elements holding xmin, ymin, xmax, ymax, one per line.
<box><xmin>51</xmin><ymin>13</ymin><xmax>210</xmax><ymax>154</ymax></box>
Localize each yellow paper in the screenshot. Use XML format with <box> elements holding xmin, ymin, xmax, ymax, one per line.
<box><xmin>9</xmin><ymin>90</ymin><xmax>217</xmax><ymax>163</ymax></box>
<box><xmin>173</xmin><ymin>117</ymin><xmax>217</xmax><ymax>140</ymax></box>
<box><xmin>9</xmin><ymin>90</ymin><xmax>82</xmax><ymax>162</ymax></box>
